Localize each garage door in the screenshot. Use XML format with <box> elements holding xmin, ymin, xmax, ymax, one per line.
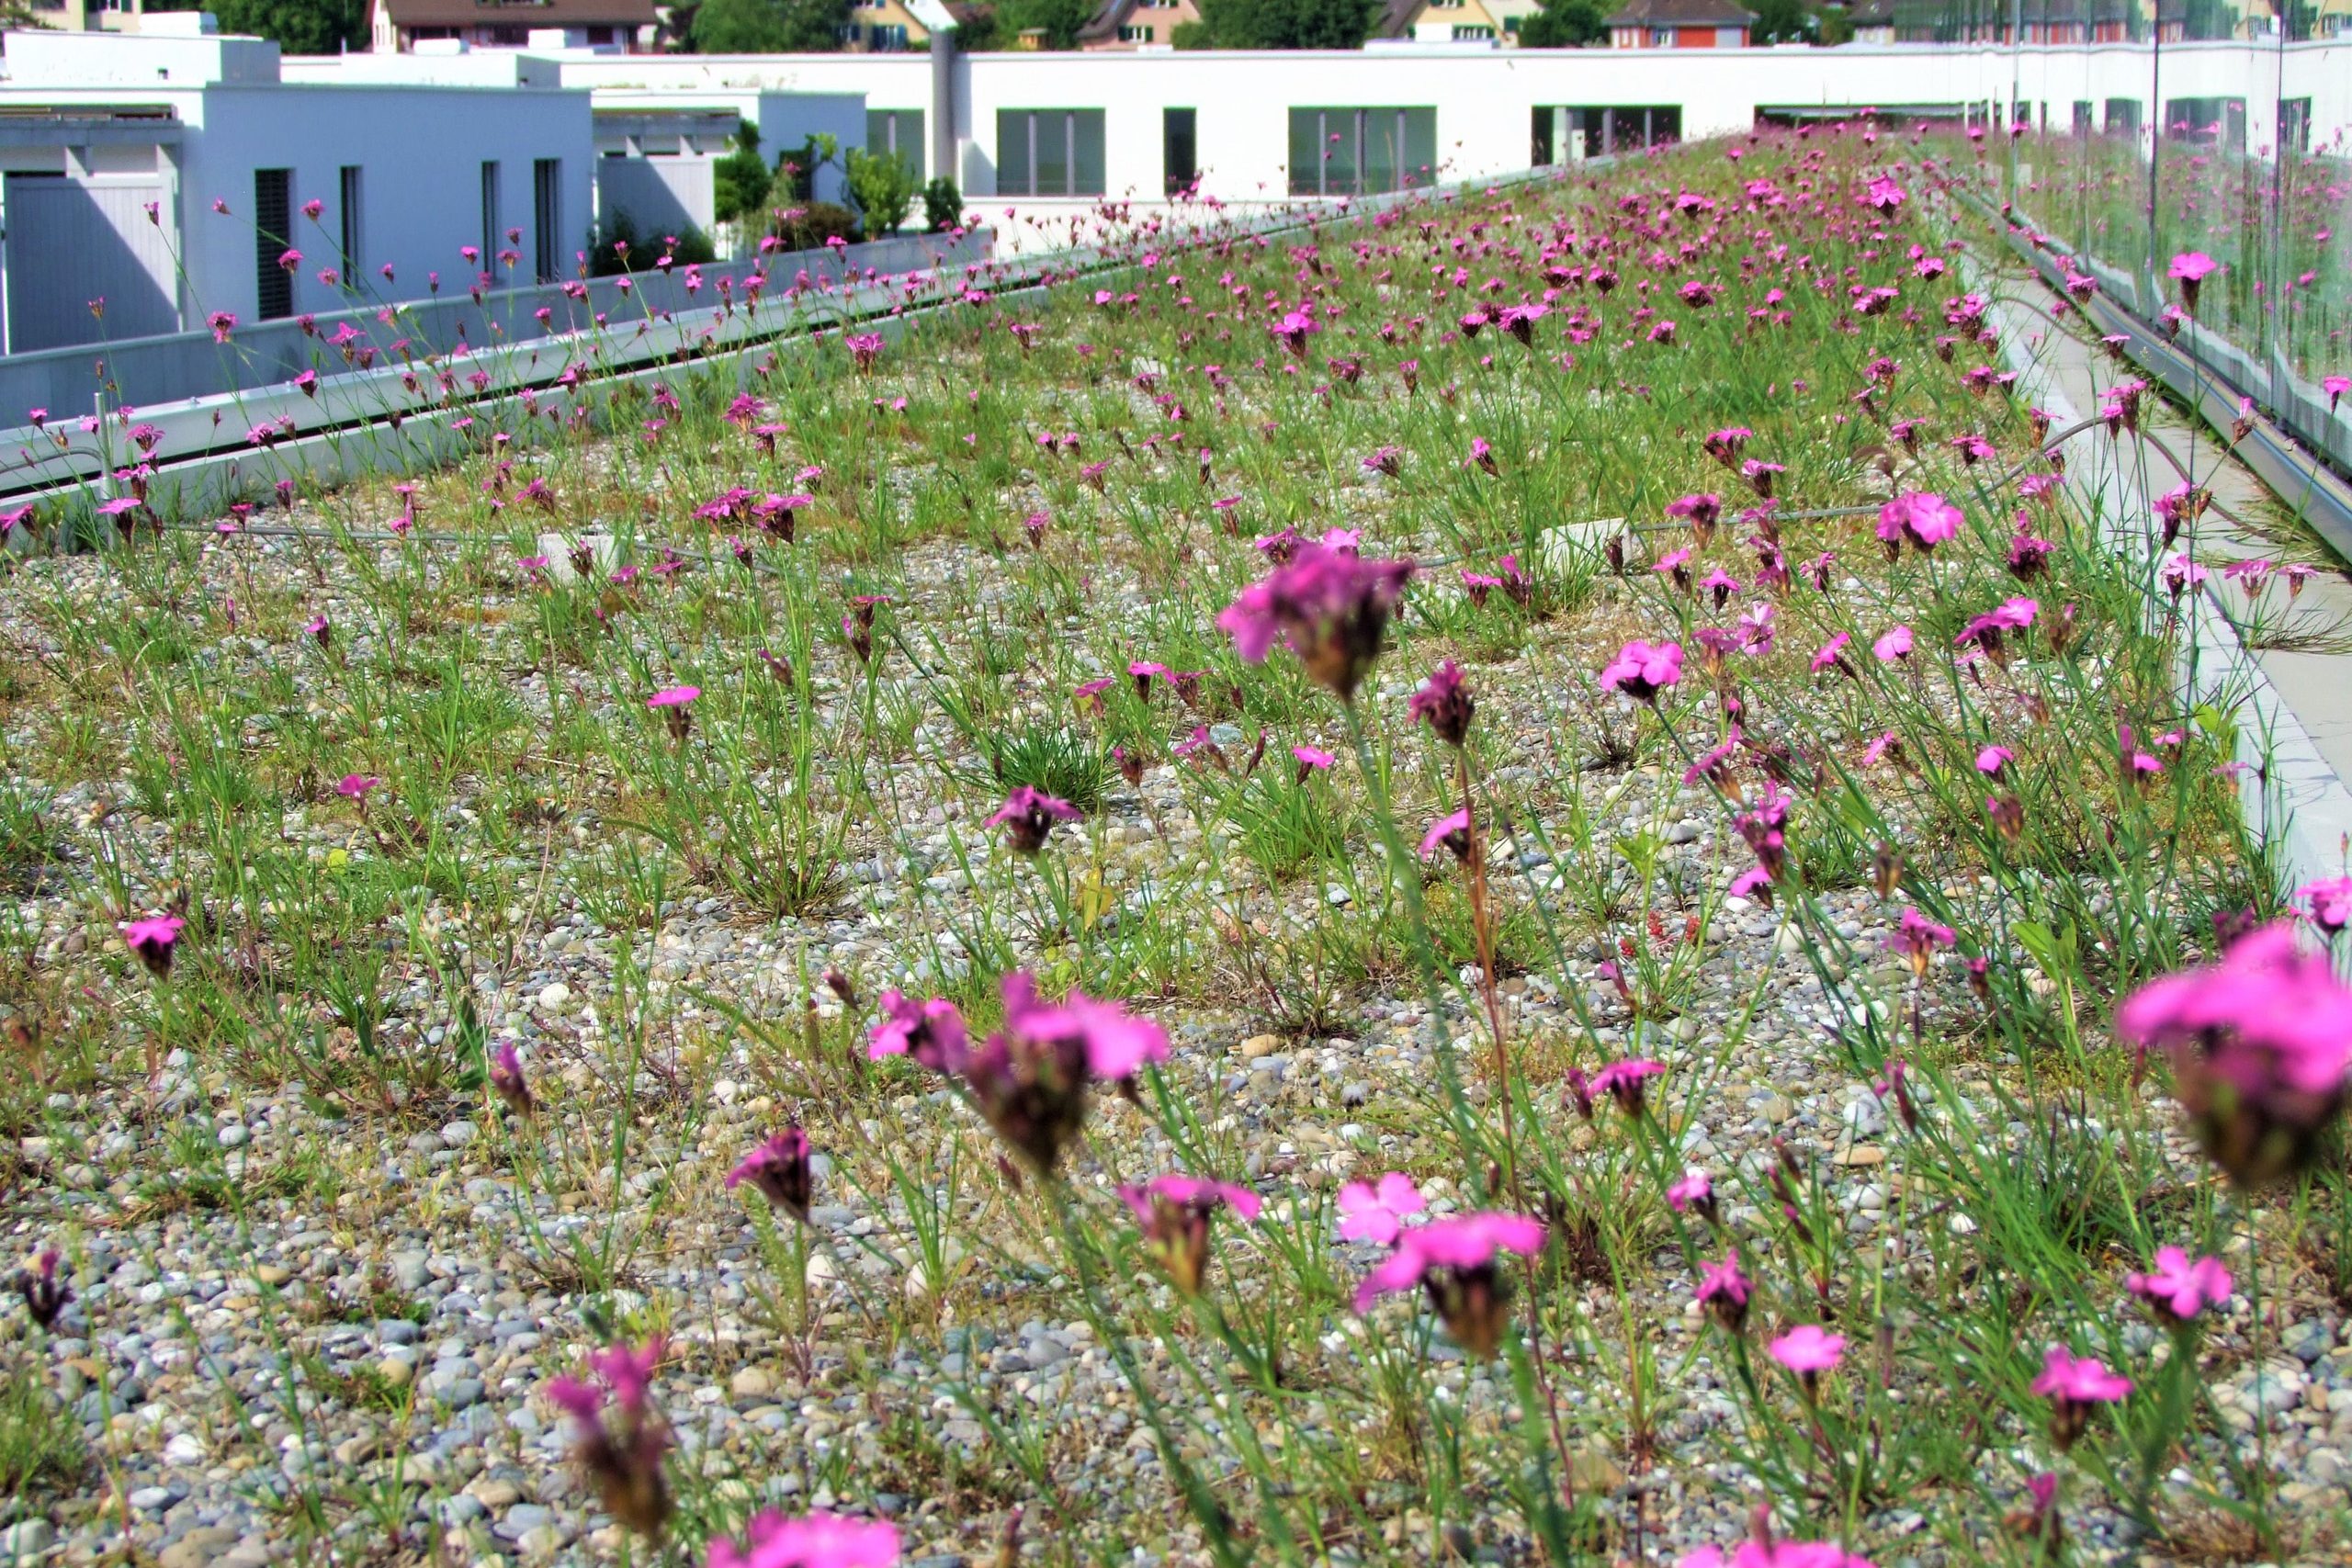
<box><xmin>5</xmin><ymin>174</ymin><xmax>179</xmax><ymax>355</ymax></box>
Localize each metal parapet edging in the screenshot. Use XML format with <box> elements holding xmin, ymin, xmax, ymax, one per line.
<box><xmin>1937</xmin><ymin>179</ymin><xmax>2352</xmax><ymax>561</ymax></box>
<box><xmin>6</xmin><ymin>163</ymin><xmax>1594</xmax><ymax>537</ymax></box>
<box><xmin>2001</xmin><ymin>229</ymin><xmax>2352</xmax><ymax>560</ymax></box>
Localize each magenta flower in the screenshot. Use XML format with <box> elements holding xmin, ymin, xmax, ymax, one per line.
<box><xmin>2031</xmin><ymin>1346</ymin><xmax>2132</xmax><ymax>1450</ymax></box>
<box><xmin>2325</xmin><ymin>374</ymin><xmax>2349</xmax><ymax>411</ymax></box>
<box><xmin>490</xmin><ymin>1042</ymin><xmax>534</xmax><ymax>1118</ymax></box>
<box><xmin>1702</xmin><ymin>426</ymin><xmax>1751</xmax><ymax>467</ymax></box>
<box><xmin>1408</xmin><ymin>660</ymin><xmax>1474</xmax><ymax>746</ymax></box>
<box><xmin>119</xmin><ymin>914</ymin><xmax>185</xmax><ymax>980</ymax></box>
<box><xmin>951</xmin><ymin>974</ymin><xmax>1169</xmax><ymax>1172</ymax></box>
<box><xmin>1292</xmin><ymin>744</ymin><xmax>1336</xmax><ymax>784</ymax></box>
<box><xmin>1667</xmin><ymin>1170</ymin><xmax>1717</xmax><ymax>1224</ymax></box>
<box><xmin>1600</xmin><ymin>639</ymin><xmax>1683</xmax><ymax>704</ymax></box>
<box><xmin>1419</xmin><ymin>807</ymin><xmax>1472</xmax><ymax>863</ymax></box>
<box><xmin>2299</xmin><ymin>876</ymin><xmax>2352</xmax><ymax>935</ymax></box>
<box><xmin>302</xmin><ymin>613</ymin><xmax>331</xmax><ymax>648</ymax></box>
<box><xmin>16</xmin><ymin>1247</ymin><xmax>69</xmax><ymax>1331</ymax></box>
<box><xmin>868</xmin><ymin>991</ymin><xmax>969</xmax><ymax>1071</ymax></box>
<box><xmin>1770</xmin><ymin>1325</ymin><xmax>1847</xmax><ymax>1382</ymax></box>
<box><xmin>1118</xmin><ymin>1174</ymin><xmax>1261</xmax><ymax>1293</ymax></box>
<box><xmin>2125</xmin><ymin>1246</ymin><xmax>2233</xmax><ymax>1326</ymax></box>
<box><xmin>707</xmin><ymin>1510</ymin><xmax>900</xmax><ymax>1568</ymax></box>
<box><xmin>1975</xmin><ymin>745</ymin><xmax>2013</xmax><ymax>780</ymax></box>
<box><xmin>1694</xmin><ymin>1252</ymin><xmax>1751</xmax><ymax>1332</ymax></box>
<box><xmin>1667</xmin><ymin>491</ymin><xmax>1723</xmax><ymax>539</ymax></box>
<box><xmin>548</xmin><ymin>1338</ymin><xmax>672</xmax><ymax>1536</ymax></box>
<box><xmin>1217</xmin><ymin>543</ymin><xmax>1413</xmax><ymax>699</ymax></box>
<box><xmin>1337</xmin><ymin>1171</ymin><xmax>1425</xmax><ymax>1244</ymax></box>
<box><xmin>726</xmin><ymin>1126</ymin><xmax>814</xmax><ymax>1224</ymax></box>
<box><xmin>1591</xmin><ymin>1056</ymin><xmax>1663</xmax><ymax>1114</ymax></box>
<box><xmin>1889</xmin><ymin>907</ymin><xmax>1955</xmax><ymax>977</ymax></box>
<box><xmin>1877</xmin><ymin>491</ymin><xmax>1963</xmax><ymax>554</ymax></box>
<box><xmin>985</xmin><ymin>784</ymin><xmax>1081</xmax><ymax>855</ymax></box>
<box><xmin>336</xmin><ymin>773</ymin><xmax>379</xmax><ymax>801</ymax></box>
<box><xmin>1353</xmin><ymin>1212</ymin><xmax>1545</xmax><ymax>1359</ymax></box>
<box><xmin>1679</xmin><ymin>1536</ymin><xmax>1877</xmax><ymax>1568</ymax></box>
<box><xmin>1871</xmin><ymin>625</ymin><xmax>1913</xmax><ymax>661</ymax></box>
<box><xmin>2167</xmin><ymin>251</ymin><xmax>2218</xmax><ymax>311</ymax></box>
<box><xmin>2115</xmin><ymin>922</ymin><xmax>2352</xmax><ymax>1185</ymax></box>
<box><xmin>1809</xmin><ymin>633</ymin><xmax>1852</xmax><ymax>677</ymax></box>
<box><xmin>648</xmin><ymin>684</ymin><xmax>698</xmax><ymax>739</ymax></box>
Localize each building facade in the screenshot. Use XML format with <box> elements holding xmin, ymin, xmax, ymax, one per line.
<box><xmin>365</xmin><ymin>0</ymin><xmax>660</xmax><ymax>52</ymax></box>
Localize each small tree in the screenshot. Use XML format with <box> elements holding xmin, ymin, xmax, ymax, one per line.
<box><xmin>713</xmin><ymin>127</ymin><xmax>775</xmax><ymax>226</ymax></box>
<box><xmin>996</xmin><ymin>0</ymin><xmax>1093</xmax><ymax>47</ymax></box>
<box><xmin>1515</xmin><ymin>0</ymin><xmax>1608</xmax><ymax>47</ymax></box>
<box><xmin>689</xmin><ymin>0</ymin><xmax>853</xmax><ymax>52</ymax></box>
<box><xmin>149</xmin><ymin>0</ymin><xmax>367</xmax><ymax>51</ymax></box>
<box><xmin>923</xmin><ymin>176</ymin><xmax>965</xmax><ymax>233</ymax></box>
<box><xmin>843</xmin><ymin>147</ymin><xmax>920</xmax><ymax>236</ymax></box>
<box><xmin>1746</xmin><ymin>0</ymin><xmax>1816</xmax><ymax>44</ymax></box>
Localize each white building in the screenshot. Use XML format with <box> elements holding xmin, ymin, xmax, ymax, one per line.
<box><xmin>547</xmin><ymin>37</ymin><xmax>2352</xmax><ymax>251</ymax></box>
<box><xmin>0</xmin><ymin>17</ymin><xmax>593</xmax><ymax>355</ymax></box>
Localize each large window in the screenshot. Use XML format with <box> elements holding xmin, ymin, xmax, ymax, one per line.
<box><xmin>533</xmin><ymin>158</ymin><xmax>561</xmax><ymax>284</ymax></box>
<box><xmin>479</xmin><ymin>161</ymin><xmax>502</xmax><ymax>274</ymax></box>
<box><xmin>996</xmin><ymin>110</ymin><xmax>1106</xmax><ymax>197</ymax></box>
<box><xmin>1286</xmin><ymin>107</ymin><xmax>1436</xmax><ymax>197</ymax></box>
<box><xmin>867</xmin><ymin>109</ymin><xmax>924</xmax><ymax>177</ymax></box>
<box><xmin>338</xmin><ymin>164</ymin><xmax>363</xmax><ymax>282</ymax></box>
<box><xmin>1164</xmin><ymin>107</ymin><xmax>1197</xmax><ymax>197</ymax></box>
<box><xmin>254</xmin><ymin>166</ymin><xmax>292</xmax><ymax>321</ymax></box>
<box><xmin>1530</xmin><ymin>105</ymin><xmax>1680</xmax><ymax>164</ymax></box>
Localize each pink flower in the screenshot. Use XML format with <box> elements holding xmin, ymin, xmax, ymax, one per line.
<box><xmin>1119</xmin><ymin>1173</ymin><xmax>1261</xmax><ymax>1292</ymax></box>
<box><xmin>1667</xmin><ymin>1170</ymin><xmax>1715</xmax><ymax>1221</ymax></box>
<box><xmin>1600</xmin><ymin>640</ymin><xmax>1683</xmax><ymax>703</ymax></box>
<box><xmin>999</xmin><ymin>971</ymin><xmax>1170</xmax><ymax>1081</ymax></box>
<box><xmin>548</xmin><ymin>1338</ymin><xmax>672</xmax><ymax>1536</ymax></box>
<box><xmin>1217</xmin><ymin>544</ymin><xmax>1413</xmax><ymax>698</ymax></box>
<box><xmin>1679</xmin><ymin>1540</ymin><xmax>1877</xmax><ymax>1568</ymax></box>
<box><xmin>2125</xmin><ymin>1246</ymin><xmax>2233</xmax><ymax>1325</ymax></box>
<box><xmin>725</xmin><ymin>1126</ymin><xmax>814</xmax><ymax>1222</ymax></box>
<box><xmin>336</xmin><ymin>773</ymin><xmax>380</xmax><ymax>800</ymax></box>
<box><xmin>1694</xmin><ymin>1252</ymin><xmax>1751</xmax><ymax>1331</ymax></box>
<box><xmin>1872</xmin><ymin>625</ymin><xmax>1913</xmax><ymax>661</ymax></box>
<box><xmin>985</xmin><ymin>785</ymin><xmax>1081</xmax><ymax>855</ymax></box>
<box><xmin>1591</xmin><ymin>1056</ymin><xmax>1663</xmax><ymax>1113</ymax></box>
<box><xmin>119</xmin><ymin>914</ymin><xmax>186</xmax><ymax>978</ymax></box>
<box><xmin>1408</xmin><ymin>660</ymin><xmax>1474</xmax><ymax>746</ymax></box>
<box><xmin>1352</xmin><ymin>1212</ymin><xmax>1544</xmax><ymax>1358</ymax></box>
<box><xmin>648</xmin><ymin>685</ymin><xmax>699</xmax><ymax>708</ymax></box>
<box><xmin>867</xmin><ymin>991</ymin><xmax>969</xmax><ymax>1071</ymax></box>
<box><xmin>1292</xmin><ymin>744</ymin><xmax>1336</xmax><ymax>782</ymax></box>
<box><xmin>1769</xmin><ymin>1324</ymin><xmax>1847</xmax><ymax>1377</ymax></box>
<box><xmin>2032</xmin><ymin>1346</ymin><xmax>2132</xmax><ymax>1449</ymax></box>
<box><xmin>1419</xmin><ymin>807</ymin><xmax>1472</xmax><ymax>863</ymax></box>
<box><xmin>1809</xmin><ymin>633</ymin><xmax>1852</xmax><ymax>675</ymax></box>
<box><xmin>707</xmin><ymin>1509</ymin><xmax>900</xmax><ymax>1568</ymax></box>
<box><xmin>1877</xmin><ymin>491</ymin><xmax>1963</xmax><ymax>553</ymax></box>
<box><xmin>1976</xmin><ymin>745</ymin><xmax>2014</xmax><ymax>779</ymax></box>
<box><xmin>1338</xmin><ymin>1171</ymin><xmax>1425</xmax><ymax>1244</ymax></box>
<box><xmin>2299</xmin><ymin>876</ymin><xmax>2352</xmax><ymax>934</ymax></box>
<box><xmin>2115</xmin><ymin>922</ymin><xmax>2352</xmax><ymax>1185</ymax></box>
<box><xmin>1889</xmin><ymin>907</ymin><xmax>1955</xmax><ymax>976</ymax></box>
<box><xmin>2167</xmin><ymin>252</ymin><xmax>2218</xmax><ymax>281</ymax></box>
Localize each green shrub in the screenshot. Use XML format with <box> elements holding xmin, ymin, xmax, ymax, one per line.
<box><xmin>585</xmin><ymin>209</ymin><xmax>717</xmax><ymax>277</ymax></box>
<box><xmin>923</xmin><ymin>175</ymin><xmax>965</xmax><ymax>233</ymax></box>
<box><xmin>765</xmin><ymin>201</ymin><xmax>865</xmax><ymax>254</ymax></box>
<box><xmin>843</xmin><ymin>146</ymin><xmax>920</xmax><ymax>237</ymax></box>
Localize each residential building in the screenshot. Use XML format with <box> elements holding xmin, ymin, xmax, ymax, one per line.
<box><xmin>1604</xmin><ymin>0</ymin><xmax>1754</xmax><ymax>46</ymax></box>
<box><xmin>1375</xmin><ymin>0</ymin><xmax>1508</xmax><ymax>43</ymax></box>
<box><xmin>0</xmin><ymin>18</ymin><xmax>593</xmax><ymax>355</ymax></box>
<box><xmin>366</xmin><ymin>0</ymin><xmax>661</xmax><ymax>53</ymax></box>
<box><xmin>19</xmin><ymin>0</ymin><xmax>158</xmax><ymax>33</ymax></box>
<box><xmin>1077</xmin><ymin>0</ymin><xmax>1201</xmax><ymax>51</ymax></box>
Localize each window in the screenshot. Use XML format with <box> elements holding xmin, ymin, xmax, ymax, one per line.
<box><xmin>1535</xmin><ymin>106</ymin><xmax>1679</xmax><ymax>161</ymax></box>
<box><xmin>338</xmin><ymin>165</ymin><xmax>362</xmax><ymax>281</ymax></box>
<box><xmin>1648</xmin><ymin>27</ymin><xmax>1673</xmax><ymax>44</ymax></box>
<box><xmin>1118</xmin><ymin>23</ymin><xmax>1152</xmax><ymax>39</ymax></box>
<box><xmin>2103</xmin><ymin>98</ymin><xmax>2142</xmax><ymax>136</ymax></box>
<box><xmin>1286</xmin><ymin>107</ymin><xmax>1437</xmax><ymax>197</ymax></box>
<box><xmin>254</xmin><ymin>167</ymin><xmax>292</xmax><ymax>321</ymax></box>
<box><xmin>585</xmin><ymin>25</ymin><xmax>614</xmax><ymax>44</ymax></box>
<box><xmin>2282</xmin><ymin>97</ymin><xmax>2311</xmax><ymax>154</ymax></box>
<box><xmin>996</xmin><ymin>110</ymin><xmax>1106</xmax><ymax>197</ymax></box>
<box><xmin>866</xmin><ymin>109</ymin><xmax>925</xmax><ymax>177</ymax></box>
<box><xmin>480</xmin><ymin>161</ymin><xmax>501</xmax><ymax>273</ymax></box>
<box><xmin>533</xmin><ymin>158</ymin><xmax>560</xmax><ymax>284</ymax></box>
<box><xmin>871</xmin><ymin>23</ymin><xmax>909</xmax><ymax>49</ymax></box>
<box><xmin>1163</xmin><ymin>107</ymin><xmax>1197</xmax><ymax>197</ymax></box>
<box><xmin>2071</xmin><ymin>100</ymin><xmax>2094</xmax><ymax>135</ymax></box>
<box><xmin>1452</xmin><ymin>25</ymin><xmax>1493</xmax><ymax>38</ymax></box>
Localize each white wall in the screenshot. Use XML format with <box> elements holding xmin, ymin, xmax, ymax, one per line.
<box><xmin>537</xmin><ymin>41</ymin><xmax>2352</xmax><ymax>253</ymax></box>
<box><xmin>171</xmin><ymin>85</ymin><xmax>594</xmax><ymax>321</ymax></box>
